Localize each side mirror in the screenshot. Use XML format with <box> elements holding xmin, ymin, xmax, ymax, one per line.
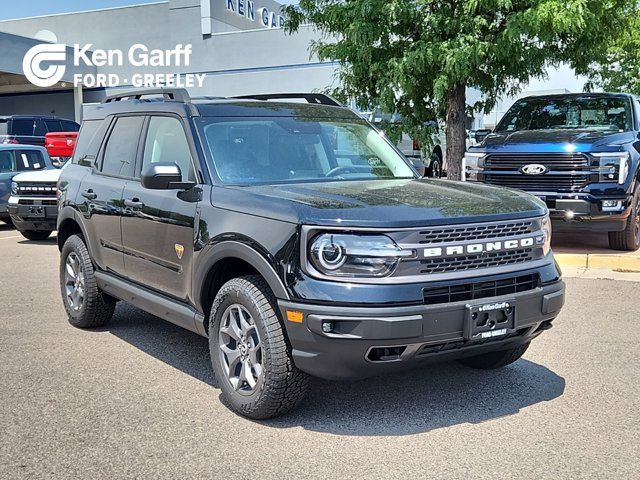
<box><xmin>474</xmin><ymin>129</ymin><xmax>492</xmax><ymax>143</ymax></box>
<box><xmin>141</xmin><ymin>162</ymin><xmax>195</xmax><ymax>190</ymax></box>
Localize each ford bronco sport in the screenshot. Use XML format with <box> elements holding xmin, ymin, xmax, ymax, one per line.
<box><xmin>57</xmin><ymin>89</ymin><xmax>565</xmax><ymax>419</ymax></box>
<box><xmin>464</xmin><ymin>93</ymin><xmax>640</xmax><ymax>251</ymax></box>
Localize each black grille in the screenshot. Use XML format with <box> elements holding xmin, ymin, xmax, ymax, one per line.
<box><xmin>484</xmin><ymin>173</ymin><xmax>588</xmax><ymax>192</ymax></box>
<box><xmin>423</xmin><ymin>274</ymin><xmax>540</xmax><ymax>305</ymax></box>
<box><xmin>482</xmin><ymin>153</ymin><xmax>591</xmax><ymax>192</ymax></box>
<box><xmin>17</xmin><ymin>199</ymin><xmax>57</xmax><ymax>206</ymax></box>
<box><xmin>418</xmin><ymin>220</ymin><xmax>535</xmax><ymax>244</ymax></box>
<box><xmin>16</xmin><ymin>183</ymin><xmax>57</xmax><ymax>196</ymax></box>
<box><xmin>484</xmin><ymin>153</ymin><xmax>588</xmax><ymax>170</ymax></box>
<box><xmin>419</xmin><ymin>249</ymin><xmax>534</xmax><ymax>274</ymax></box>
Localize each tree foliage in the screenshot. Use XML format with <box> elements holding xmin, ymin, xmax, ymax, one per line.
<box><xmin>284</xmin><ymin>0</ymin><xmax>636</xmax><ymax>179</ymax></box>
<box><xmin>584</xmin><ymin>14</ymin><xmax>640</xmax><ymax>95</ymax></box>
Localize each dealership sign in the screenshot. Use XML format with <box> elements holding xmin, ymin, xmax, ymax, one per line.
<box><xmin>22</xmin><ymin>43</ymin><xmax>205</xmax><ymax>89</ymax></box>
<box><xmin>226</xmin><ymin>0</ymin><xmax>285</xmax><ymax>28</ymax></box>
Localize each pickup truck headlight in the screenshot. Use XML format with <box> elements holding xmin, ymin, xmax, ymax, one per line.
<box><xmin>309</xmin><ymin>233</ymin><xmax>412</xmax><ymax>278</ymax></box>
<box><xmin>593</xmin><ymin>152</ymin><xmax>630</xmax><ymax>184</ymax></box>
<box><xmin>462</xmin><ymin>152</ymin><xmax>485</xmax><ymax>181</ymax></box>
<box><xmin>10</xmin><ymin>182</ymin><xmax>18</xmax><ymax>195</ymax></box>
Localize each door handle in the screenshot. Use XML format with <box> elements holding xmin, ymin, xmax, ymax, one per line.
<box><xmin>81</xmin><ymin>189</ymin><xmax>97</xmax><ymax>200</ymax></box>
<box><xmin>124</xmin><ymin>198</ymin><xmax>144</xmax><ymax>209</ymax></box>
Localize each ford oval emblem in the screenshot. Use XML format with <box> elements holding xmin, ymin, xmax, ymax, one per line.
<box><xmin>521</xmin><ymin>164</ymin><xmax>547</xmax><ymax>175</ymax></box>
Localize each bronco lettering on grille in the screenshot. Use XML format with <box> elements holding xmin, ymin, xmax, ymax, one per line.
<box><xmin>423</xmin><ymin>237</ymin><xmax>535</xmax><ymax>258</ymax></box>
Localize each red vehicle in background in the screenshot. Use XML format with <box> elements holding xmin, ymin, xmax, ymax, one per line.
<box><xmin>45</xmin><ymin>132</ymin><xmax>77</xmax><ymax>167</ymax></box>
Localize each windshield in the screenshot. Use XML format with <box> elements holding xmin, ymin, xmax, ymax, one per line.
<box><xmin>197</xmin><ymin>117</ymin><xmax>415</xmax><ymax>185</ymax></box>
<box><xmin>0</xmin><ymin>149</ymin><xmax>46</xmax><ymax>172</ymax></box>
<box><xmin>496</xmin><ymin>96</ymin><xmax>634</xmax><ymax>132</ymax></box>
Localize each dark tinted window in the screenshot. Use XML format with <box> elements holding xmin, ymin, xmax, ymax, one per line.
<box><xmin>11</xmin><ymin>119</ymin><xmax>38</xmax><ymax>136</ymax></box>
<box><xmin>497</xmin><ymin>96</ymin><xmax>633</xmax><ymax>132</ymax></box>
<box><xmin>61</xmin><ymin>120</ymin><xmax>80</xmax><ymax>132</ymax></box>
<box><xmin>44</xmin><ymin>119</ymin><xmax>62</xmax><ymax>132</ymax></box>
<box><xmin>73</xmin><ymin>120</ymin><xmax>102</xmax><ymax>165</ymax></box>
<box><xmin>101</xmin><ymin>117</ymin><xmax>143</xmax><ymax>177</ymax></box>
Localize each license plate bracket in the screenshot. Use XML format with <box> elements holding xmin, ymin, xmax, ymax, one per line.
<box><xmin>28</xmin><ymin>206</ymin><xmax>45</xmax><ymax>218</ymax></box>
<box><xmin>464</xmin><ymin>300</ymin><xmax>515</xmax><ymax>340</ymax></box>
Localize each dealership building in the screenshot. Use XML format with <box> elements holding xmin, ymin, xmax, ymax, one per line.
<box><xmin>0</xmin><ymin>0</ymin><xmax>583</xmax><ymax>127</ymax></box>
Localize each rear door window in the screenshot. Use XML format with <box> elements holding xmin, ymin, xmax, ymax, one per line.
<box><xmin>100</xmin><ymin>116</ymin><xmax>143</xmax><ymax>177</ymax></box>
<box><xmin>10</xmin><ymin>119</ymin><xmax>38</xmax><ymax>136</ymax></box>
<box><xmin>61</xmin><ymin>120</ymin><xmax>80</xmax><ymax>132</ymax></box>
<box><xmin>44</xmin><ymin>119</ymin><xmax>63</xmax><ymax>132</ymax></box>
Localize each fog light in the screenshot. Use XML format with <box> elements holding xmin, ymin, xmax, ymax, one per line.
<box><xmin>322</xmin><ymin>322</ymin><xmax>333</xmax><ymax>333</ymax></box>
<box><xmin>565</xmin><ymin>210</ymin><xmax>575</xmax><ymax>220</ymax></box>
<box><xmin>602</xmin><ymin>200</ymin><xmax>623</xmax><ymax>212</ymax></box>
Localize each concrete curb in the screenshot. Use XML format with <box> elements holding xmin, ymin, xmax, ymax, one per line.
<box><xmin>555</xmin><ymin>253</ymin><xmax>640</xmax><ymax>272</ymax></box>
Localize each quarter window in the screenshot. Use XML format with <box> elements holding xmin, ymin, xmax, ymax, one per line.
<box><xmin>101</xmin><ymin>116</ymin><xmax>143</xmax><ymax>177</ymax></box>
<box><xmin>142</xmin><ymin>116</ymin><xmax>195</xmax><ymax>181</ymax></box>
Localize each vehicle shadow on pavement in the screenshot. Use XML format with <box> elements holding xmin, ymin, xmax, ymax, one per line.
<box><xmin>108</xmin><ymin>303</ymin><xmax>565</xmax><ymax>436</ymax></box>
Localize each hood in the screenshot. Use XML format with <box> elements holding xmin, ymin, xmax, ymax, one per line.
<box><xmin>481</xmin><ymin>129</ymin><xmax>636</xmax><ymax>152</ymax></box>
<box><xmin>213</xmin><ymin>179</ymin><xmax>546</xmax><ymax>228</ymax></box>
<box><xmin>12</xmin><ymin>169</ymin><xmax>61</xmax><ymax>183</ymax></box>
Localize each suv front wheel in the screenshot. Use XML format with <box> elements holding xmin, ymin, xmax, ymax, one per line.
<box><xmin>209</xmin><ymin>275</ymin><xmax>309</xmax><ymax>419</ymax></box>
<box><xmin>60</xmin><ymin>234</ymin><xmax>116</xmax><ymax>328</ymax></box>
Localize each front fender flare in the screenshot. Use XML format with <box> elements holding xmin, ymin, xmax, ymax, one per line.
<box><xmin>193</xmin><ymin>240</ymin><xmax>291</xmax><ymax>312</ymax></box>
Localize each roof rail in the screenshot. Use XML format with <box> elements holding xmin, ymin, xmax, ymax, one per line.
<box><xmin>103</xmin><ymin>88</ymin><xmax>191</xmax><ymax>104</ymax></box>
<box><xmin>232</xmin><ymin>93</ymin><xmax>342</xmax><ymax>107</ymax></box>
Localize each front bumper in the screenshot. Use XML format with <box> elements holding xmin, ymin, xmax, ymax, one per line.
<box><xmin>8</xmin><ymin>203</ymin><xmax>58</xmax><ymax>232</ymax></box>
<box><xmin>279</xmin><ymin>280</ymin><xmax>565</xmax><ymax>380</ymax></box>
<box><xmin>541</xmin><ymin>194</ymin><xmax>632</xmax><ymax>231</ymax></box>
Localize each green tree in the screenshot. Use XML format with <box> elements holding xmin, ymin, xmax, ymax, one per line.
<box><xmin>584</xmin><ymin>15</ymin><xmax>640</xmax><ymax>95</ymax></box>
<box><xmin>284</xmin><ymin>0</ymin><xmax>635</xmax><ymax>179</ymax></box>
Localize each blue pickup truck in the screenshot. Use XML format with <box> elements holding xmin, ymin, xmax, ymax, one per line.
<box><xmin>464</xmin><ymin>93</ymin><xmax>640</xmax><ymax>251</ymax></box>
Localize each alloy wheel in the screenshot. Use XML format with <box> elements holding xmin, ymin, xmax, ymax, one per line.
<box><xmin>218</xmin><ymin>304</ymin><xmax>263</xmax><ymax>395</ymax></box>
<box><xmin>64</xmin><ymin>252</ymin><xmax>85</xmax><ymax>311</ymax></box>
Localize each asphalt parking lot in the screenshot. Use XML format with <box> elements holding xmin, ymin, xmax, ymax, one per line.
<box><xmin>1</xmin><ymin>225</ymin><xmax>639</xmax><ymax>479</ymax></box>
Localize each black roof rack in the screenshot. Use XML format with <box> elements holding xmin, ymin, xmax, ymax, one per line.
<box><xmin>103</xmin><ymin>88</ymin><xmax>191</xmax><ymax>103</ymax></box>
<box><xmin>232</xmin><ymin>93</ymin><xmax>342</xmax><ymax>107</ymax></box>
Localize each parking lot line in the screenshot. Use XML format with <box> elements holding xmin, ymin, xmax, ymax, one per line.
<box><xmin>0</xmin><ymin>235</ymin><xmax>23</xmax><ymax>240</ymax></box>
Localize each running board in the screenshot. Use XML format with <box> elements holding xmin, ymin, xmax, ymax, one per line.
<box><xmin>95</xmin><ymin>271</ymin><xmax>207</xmax><ymax>337</ymax></box>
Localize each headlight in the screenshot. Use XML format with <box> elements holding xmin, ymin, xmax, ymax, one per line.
<box><xmin>462</xmin><ymin>152</ymin><xmax>485</xmax><ymax>181</ymax></box>
<box><xmin>593</xmin><ymin>152</ymin><xmax>630</xmax><ymax>184</ymax></box>
<box><xmin>541</xmin><ymin>215</ymin><xmax>552</xmax><ymax>256</ymax></box>
<box><xmin>10</xmin><ymin>182</ymin><xmax>18</xmax><ymax>195</ymax></box>
<box><xmin>309</xmin><ymin>233</ymin><xmax>412</xmax><ymax>278</ymax></box>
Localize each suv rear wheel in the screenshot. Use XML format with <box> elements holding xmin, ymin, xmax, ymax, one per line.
<box><xmin>457</xmin><ymin>342</ymin><xmax>530</xmax><ymax>370</ymax></box>
<box><xmin>608</xmin><ymin>180</ymin><xmax>640</xmax><ymax>251</ymax></box>
<box><xmin>20</xmin><ymin>230</ymin><xmax>52</xmax><ymax>241</ymax></box>
<box><xmin>209</xmin><ymin>275</ymin><xmax>309</xmax><ymax>419</ymax></box>
<box><xmin>427</xmin><ymin>153</ymin><xmax>443</xmax><ymax>178</ymax></box>
<box><xmin>60</xmin><ymin>234</ymin><xmax>116</xmax><ymax>328</ymax></box>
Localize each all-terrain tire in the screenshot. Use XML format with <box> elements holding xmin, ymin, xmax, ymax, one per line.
<box><xmin>209</xmin><ymin>275</ymin><xmax>310</xmax><ymax>419</ymax></box>
<box><xmin>60</xmin><ymin>234</ymin><xmax>116</xmax><ymax>328</ymax></box>
<box><xmin>608</xmin><ymin>180</ymin><xmax>640</xmax><ymax>251</ymax></box>
<box><xmin>457</xmin><ymin>342</ymin><xmax>530</xmax><ymax>370</ymax></box>
<box><xmin>20</xmin><ymin>230</ymin><xmax>52</xmax><ymax>241</ymax></box>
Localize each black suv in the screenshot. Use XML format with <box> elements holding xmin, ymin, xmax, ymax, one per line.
<box><xmin>57</xmin><ymin>89</ymin><xmax>565</xmax><ymax>419</ymax></box>
<box><xmin>0</xmin><ymin>115</ymin><xmax>80</xmax><ymax>146</ymax></box>
<box><xmin>465</xmin><ymin>93</ymin><xmax>640</xmax><ymax>250</ymax></box>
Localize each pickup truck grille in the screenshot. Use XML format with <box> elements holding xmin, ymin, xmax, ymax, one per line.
<box><xmin>14</xmin><ymin>182</ymin><xmax>57</xmax><ymax>196</ymax></box>
<box><xmin>482</xmin><ymin>153</ymin><xmax>590</xmax><ymax>192</ymax></box>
